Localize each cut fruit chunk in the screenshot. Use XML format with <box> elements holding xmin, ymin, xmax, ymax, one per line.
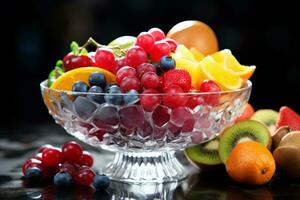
<box><xmin>251</xmin><ymin>109</ymin><xmax>279</xmax><ymax>135</ymax></box>
<box><xmin>173</xmin><ymin>44</ymin><xmax>195</xmax><ymax>61</ymax></box>
<box><xmin>189</xmin><ymin>47</ymin><xmax>205</xmax><ymax>61</ymax></box>
<box><xmin>251</xmin><ymin>109</ymin><xmax>279</xmax><ymax>127</ymax></box>
<box><xmin>219</xmin><ymin>120</ymin><xmax>271</xmax><ymax>163</ymax></box>
<box><xmin>185</xmin><ymin>137</ymin><xmax>222</xmax><ymax>165</ymax></box>
<box><xmin>50</xmin><ymin>67</ymin><xmax>116</xmax><ymax>91</ymax></box>
<box><xmin>198</xmin><ymin>56</ymin><xmax>243</xmax><ymax>91</ymax></box>
<box><xmin>276</xmin><ymin>106</ymin><xmax>300</xmax><ymax>131</ymax></box>
<box><xmin>212</xmin><ymin>49</ymin><xmax>256</xmax><ymax>80</ymax></box>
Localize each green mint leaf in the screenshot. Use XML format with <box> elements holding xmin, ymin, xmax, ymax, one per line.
<box><xmin>70</xmin><ymin>41</ymin><xmax>79</xmax><ymax>55</ymax></box>
<box><xmin>80</xmin><ymin>48</ymin><xmax>89</xmax><ymax>56</ymax></box>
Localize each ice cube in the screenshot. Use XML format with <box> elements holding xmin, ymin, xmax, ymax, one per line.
<box><xmin>191</xmin><ymin>131</ymin><xmax>205</xmax><ymax>144</ymax></box>
<box><xmin>182</xmin><ymin>118</ymin><xmax>195</xmax><ymax>133</ymax></box>
<box><xmin>168</xmin><ymin>122</ymin><xmax>182</xmax><ymax>137</ymax></box>
<box><xmin>139</xmin><ymin>120</ymin><xmax>153</xmax><ymax>138</ymax></box>
<box><xmin>153</xmin><ymin>126</ymin><xmax>166</xmax><ymax>140</ymax></box>
<box><xmin>170</xmin><ymin>107</ymin><xmax>193</xmax><ymax>127</ymax></box>
<box><xmin>152</xmin><ymin>105</ymin><xmax>170</xmax><ymax>127</ymax></box>
<box><xmin>119</xmin><ymin>105</ymin><xmax>144</xmax><ymax>129</ymax></box>
<box><xmin>60</xmin><ymin>94</ymin><xmax>74</xmax><ymax>112</ymax></box>
<box><xmin>92</xmin><ymin>104</ymin><xmax>119</xmax><ymax>129</ymax></box>
<box><xmin>74</xmin><ymin>96</ymin><xmax>97</xmax><ymax>120</ymax></box>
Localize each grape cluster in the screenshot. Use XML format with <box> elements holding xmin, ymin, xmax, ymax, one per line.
<box><xmin>22</xmin><ymin>141</ymin><xmax>110</xmax><ymax>190</ymax></box>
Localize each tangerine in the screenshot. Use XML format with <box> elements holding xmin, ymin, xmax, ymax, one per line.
<box><xmin>225</xmin><ymin>141</ymin><xmax>275</xmax><ymax>185</ymax></box>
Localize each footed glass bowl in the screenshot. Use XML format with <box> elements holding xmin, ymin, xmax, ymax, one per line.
<box><xmin>40</xmin><ymin>80</ymin><xmax>252</xmax><ymax>183</ymax></box>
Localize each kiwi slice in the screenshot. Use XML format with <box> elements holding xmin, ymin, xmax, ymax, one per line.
<box><xmin>219</xmin><ymin>120</ymin><xmax>271</xmax><ymax>163</ymax></box>
<box><xmin>251</xmin><ymin>109</ymin><xmax>279</xmax><ymax>130</ymax></box>
<box><xmin>185</xmin><ymin>137</ymin><xmax>222</xmax><ymax>165</ymax></box>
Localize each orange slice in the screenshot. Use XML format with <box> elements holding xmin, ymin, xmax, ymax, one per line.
<box><xmin>198</xmin><ymin>56</ymin><xmax>243</xmax><ymax>91</ymax></box>
<box><xmin>51</xmin><ymin>67</ymin><xmax>116</xmax><ymax>91</ymax></box>
<box><xmin>212</xmin><ymin>49</ymin><xmax>256</xmax><ymax>80</ymax></box>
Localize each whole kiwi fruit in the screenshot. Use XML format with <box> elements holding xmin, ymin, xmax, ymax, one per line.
<box><xmin>273</xmin><ymin>131</ymin><xmax>300</xmax><ymax>178</ymax></box>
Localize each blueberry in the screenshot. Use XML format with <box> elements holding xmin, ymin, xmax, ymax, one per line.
<box><xmin>72</xmin><ymin>81</ymin><xmax>89</xmax><ymax>93</ymax></box>
<box><xmin>89</xmin><ymin>72</ymin><xmax>106</xmax><ymax>88</ymax></box>
<box><xmin>159</xmin><ymin>56</ymin><xmax>176</xmax><ymax>71</ymax></box>
<box><xmin>53</xmin><ymin>172</ymin><xmax>72</xmax><ymax>187</ymax></box>
<box><xmin>93</xmin><ymin>174</ymin><xmax>110</xmax><ymax>190</ymax></box>
<box><xmin>104</xmin><ymin>83</ymin><xmax>117</xmax><ymax>93</ymax></box>
<box><xmin>25</xmin><ymin>167</ymin><xmax>41</xmax><ymax>181</ymax></box>
<box><xmin>104</xmin><ymin>85</ymin><xmax>123</xmax><ymax>105</ymax></box>
<box><xmin>87</xmin><ymin>86</ymin><xmax>105</xmax><ymax>104</ymax></box>
<box><xmin>123</xmin><ymin>89</ymin><xmax>139</xmax><ymax>105</ymax></box>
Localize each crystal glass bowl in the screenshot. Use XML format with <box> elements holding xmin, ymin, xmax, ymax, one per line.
<box><xmin>40</xmin><ymin>80</ymin><xmax>252</xmax><ymax>183</ymax></box>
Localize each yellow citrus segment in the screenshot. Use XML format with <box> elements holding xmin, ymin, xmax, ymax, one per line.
<box><xmin>190</xmin><ymin>47</ymin><xmax>205</xmax><ymax>61</ymax></box>
<box><xmin>50</xmin><ymin>67</ymin><xmax>116</xmax><ymax>91</ymax></box>
<box><xmin>199</xmin><ymin>56</ymin><xmax>243</xmax><ymax>90</ymax></box>
<box><xmin>173</xmin><ymin>44</ymin><xmax>195</xmax><ymax>61</ymax></box>
<box><xmin>212</xmin><ymin>49</ymin><xmax>256</xmax><ymax>80</ymax></box>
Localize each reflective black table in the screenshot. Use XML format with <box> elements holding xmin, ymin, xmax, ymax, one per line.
<box><xmin>1</xmin><ymin>124</ymin><xmax>300</xmax><ymax>200</ymax></box>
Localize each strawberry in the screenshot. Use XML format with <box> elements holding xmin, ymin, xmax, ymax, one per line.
<box><xmin>163</xmin><ymin>69</ymin><xmax>192</xmax><ymax>92</ymax></box>
<box><xmin>276</xmin><ymin>106</ymin><xmax>300</xmax><ymax>131</ymax></box>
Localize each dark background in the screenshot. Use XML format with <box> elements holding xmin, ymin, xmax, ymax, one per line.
<box><xmin>6</xmin><ymin>0</ymin><xmax>299</xmax><ymax>132</ymax></box>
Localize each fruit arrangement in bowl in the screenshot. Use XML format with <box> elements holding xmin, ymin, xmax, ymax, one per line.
<box><xmin>41</xmin><ymin>21</ymin><xmax>254</xmax><ymax>182</ymax></box>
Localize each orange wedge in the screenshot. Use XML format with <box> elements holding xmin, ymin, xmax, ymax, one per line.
<box><xmin>51</xmin><ymin>67</ymin><xmax>116</xmax><ymax>91</ymax></box>
<box><xmin>198</xmin><ymin>56</ymin><xmax>243</xmax><ymax>91</ymax></box>
<box><xmin>212</xmin><ymin>49</ymin><xmax>256</xmax><ymax>80</ymax></box>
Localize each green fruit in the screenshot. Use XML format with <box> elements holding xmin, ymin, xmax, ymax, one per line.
<box><xmin>219</xmin><ymin>120</ymin><xmax>271</xmax><ymax>163</ymax></box>
<box><xmin>108</xmin><ymin>36</ymin><xmax>136</xmax><ymax>50</ymax></box>
<box><xmin>185</xmin><ymin>138</ymin><xmax>222</xmax><ymax>165</ymax></box>
<box><xmin>48</xmin><ymin>67</ymin><xmax>64</xmax><ymax>87</ymax></box>
<box><xmin>251</xmin><ymin>109</ymin><xmax>279</xmax><ymax>127</ymax></box>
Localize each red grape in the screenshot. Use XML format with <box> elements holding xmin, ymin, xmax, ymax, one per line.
<box><xmin>199</xmin><ymin>80</ymin><xmax>221</xmax><ymax>106</ymax></box>
<box><xmin>80</xmin><ymin>151</ymin><xmax>94</xmax><ymax>167</ymax></box>
<box><xmin>163</xmin><ymin>38</ymin><xmax>178</xmax><ymax>52</ymax></box>
<box><xmin>136</xmin><ymin>32</ymin><xmax>155</xmax><ymax>53</ymax></box>
<box><xmin>136</xmin><ymin>63</ymin><xmax>156</xmax><ymax>78</ymax></box>
<box><xmin>187</xmin><ymin>96</ymin><xmax>205</xmax><ymax>109</ymax></box>
<box><xmin>63</xmin><ymin>54</ymin><xmax>93</xmax><ymax>71</ymax></box>
<box><xmin>116</xmin><ymin>66</ymin><xmax>137</xmax><ymax>84</ymax></box>
<box><xmin>74</xmin><ymin>168</ymin><xmax>96</xmax><ymax>186</ymax></box>
<box><xmin>140</xmin><ymin>89</ymin><xmax>161</xmax><ymax>112</ymax></box>
<box><xmin>42</xmin><ymin>148</ymin><xmax>62</xmax><ymax>167</ymax></box>
<box><xmin>113</xmin><ymin>57</ymin><xmax>127</xmax><ymax>74</ymax></box>
<box><xmin>95</xmin><ymin>48</ymin><xmax>116</xmax><ymax>71</ymax></box>
<box><xmin>60</xmin><ymin>162</ymin><xmax>76</xmax><ymax>176</ymax></box>
<box><xmin>150</xmin><ymin>40</ymin><xmax>171</xmax><ymax>63</ymax></box>
<box><xmin>126</xmin><ymin>46</ymin><xmax>148</xmax><ymax>68</ymax></box>
<box><xmin>163</xmin><ymin>85</ymin><xmax>188</xmax><ymax>108</ymax></box>
<box><xmin>141</xmin><ymin>72</ymin><xmax>160</xmax><ymax>89</ymax></box>
<box><xmin>148</xmin><ymin>28</ymin><xmax>165</xmax><ymax>41</ymax></box>
<box><xmin>62</xmin><ymin>141</ymin><xmax>83</xmax><ymax>164</ymax></box>
<box><xmin>120</xmin><ymin>76</ymin><xmax>140</xmax><ymax>92</ymax></box>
